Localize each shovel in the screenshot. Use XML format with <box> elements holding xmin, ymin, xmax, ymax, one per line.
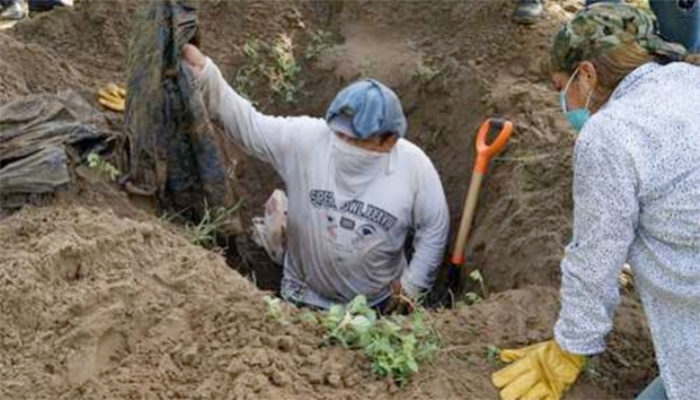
<box><xmin>444</xmin><ymin>117</ymin><xmax>514</xmax><ymax>305</ymax></box>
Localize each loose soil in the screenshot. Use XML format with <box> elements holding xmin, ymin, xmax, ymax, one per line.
<box><xmin>0</xmin><ymin>203</ymin><xmax>654</xmax><ymax>400</ymax></box>
<box><xmin>0</xmin><ymin>0</ymin><xmax>656</xmax><ymax>398</ymax></box>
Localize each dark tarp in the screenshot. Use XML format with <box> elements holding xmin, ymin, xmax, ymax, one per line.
<box><xmin>124</xmin><ymin>0</ymin><xmax>241</xmax><ymax>233</ymax></box>
<box><xmin>0</xmin><ymin>90</ymin><xmax>113</xmax><ymax>207</ymax></box>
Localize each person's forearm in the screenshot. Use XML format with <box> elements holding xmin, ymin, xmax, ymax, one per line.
<box><xmin>402</xmin><ymin>223</ymin><xmax>448</xmax><ymax>297</ymax></box>
<box><xmin>553</xmin><ymin>116</ymin><xmax>638</xmax><ymax>356</ymax></box>
<box><xmin>196</xmin><ymin>57</ymin><xmax>291</xmax><ymax>167</ymax></box>
<box><xmin>197</xmin><ymin>57</ymin><xmax>243</xmax><ymax>129</ymax></box>
<box><xmin>402</xmin><ymin>165</ymin><xmax>449</xmax><ymax>298</ymax></box>
<box><xmin>554</xmin><ymin>255</ymin><xmax>616</xmax><ymax>355</ymax></box>
<box><xmin>401</xmin><ymin>258</ymin><xmax>438</xmax><ymax>298</ymax></box>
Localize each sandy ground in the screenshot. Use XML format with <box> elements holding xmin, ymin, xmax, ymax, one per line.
<box><xmin>0</xmin><ymin>0</ymin><xmax>656</xmax><ymax>398</ymax></box>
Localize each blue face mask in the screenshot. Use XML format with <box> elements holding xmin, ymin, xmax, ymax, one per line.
<box><xmin>560</xmin><ymin>67</ymin><xmax>593</xmax><ymax>133</ymax></box>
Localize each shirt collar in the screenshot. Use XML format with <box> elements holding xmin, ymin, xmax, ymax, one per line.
<box><xmin>609</xmin><ymin>62</ymin><xmax>661</xmax><ymax>101</ymax></box>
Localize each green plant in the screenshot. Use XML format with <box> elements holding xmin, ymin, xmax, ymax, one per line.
<box><xmin>423</xmin><ymin>127</ymin><xmax>445</xmax><ymax>152</ymax></box>
<box><xmin>87</xmin><ymin>152</ymin><xmax>120</xmax><ymax>181</ymax></box>
<box><xmin>234</xmin><ymin>38</ymin><xmax>264</xmax><ymax>100</ymax></box>
<box><xmin>470</xmin><ymin>270</ymin><xmax>488</xmax><ymax>298</ymax></box>
<box><xmin>243</xmin><ymin>38</ymin><xmax>262</xmax><ymax>59</ymax></box>
<box><xmin>267</xmin><ymin>33</ymin><xmax>301</xmax><ymax>103</ymax></box>
<box><xmin>320</xmin><ymin>296</ymin><xmax>440</xmax><ymax>386</ymax></box>
<box><xmin>414</xmin><ymin>60</ymin><xmax>442</xmax><ymax>83</ymax></box>
<box><xmin>234</xmin><ymin>68</ymin><xmax>256</xmax><ymax>101</ymax></box>
<box><xmin>464</xmin><ymin>292</ymin><xmax>482</xmax><ymax>305</ymax></box>
<box><xmin>297</xmin><ymin>311</ymin><xmax>319</xmax><ymax>325</ymax></box>
<box><xmin>158</xmin><ymin>213</ymin><xmax>176</xmax><ymax>224</ymax></box>
<box><xmin>157</xmin><ymin>207</ymin><xmax>191</xmax><ymax>225</ymax></box>
<box><xmin>582</xmin><ymin>357</ymin><xmax>600</xmax><ymax>379</ymax></box>
<box><xmin>264</xmin><ymin>295</ymin><xmax>284</xmax><ymax>321</ymax></box>
<box><xmin>464</xmin><ymin>269</ymin><xmax>488</xmax><ymax>305</ymax></box>
<box><xmin>305</xmin><ymin>29</ymin><xmax>335</xmax><ymax>60</ymax></box>
<box><xmin>236</xmin><ymin>35</ymin><xmax>301</xmax><ymax>104</ymax></box>
<box><xmin>486</xmin><ymin>345</ymin><xmax>502</xmax><ymax>365</ymax></box>
<box><xmin>189</xmin><ymin>201</ymin><xmax>243</xmax><ymax>247</ymax></box>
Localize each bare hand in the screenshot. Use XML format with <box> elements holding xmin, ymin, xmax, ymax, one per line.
<box><xmin>182</xmin><ymin>44</ymin><xmax>206</xmax><ymax>76</ymax></box>
<box><xmin>382</xmin><ymin>280</ymin><xmax>417</xmax><ymax>315</ymax></box>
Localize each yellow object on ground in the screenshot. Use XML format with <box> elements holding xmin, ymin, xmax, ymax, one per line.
<box><xmin>98</xmin><ymin>83</ymin><xmax>126</xmax><ymax>112</ymax></box>
<box><xmin>491</xmin><ymin>340</ymin><xmax>585</xmax><ymax>400</ymax></box>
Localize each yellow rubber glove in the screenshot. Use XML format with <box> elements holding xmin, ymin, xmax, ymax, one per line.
<box><xmin>98</xmin><ymin>83</ymin><xmax>126</xmax><ymax>112</ymax></box>
<box><xmin>491</xmin><ymin>340</ymin><xmax>585</xmax><ymax>400</ymax></box>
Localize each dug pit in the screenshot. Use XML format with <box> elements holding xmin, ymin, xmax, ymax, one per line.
<box><xmin>0</xmin><ymin>0</ymin><xmax>656</xmax><ymax>398</ymax></box>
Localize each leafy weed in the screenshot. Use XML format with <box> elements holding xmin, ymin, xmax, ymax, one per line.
<box><xmin>464</xmin><ymin>269</ymin><xmax>489</xmax><ymax>305</ymax></box>
<box><xmin>305</xmin><ymin>29</ymin><xmax>335</xmax><ymax>60</ymax></box>
<box><xmin>486</xmin><ymin>345</ymin><xmax>502</xmax><ymax>365</ymax></box>
<box><xmin>189</xmin><ymin>200</ymin><xmax>243</xmax><ymax>247</ymax></box>
<box><xmin>264</xmin><ymin>295</ymin><xmax>284</xmax><ymax>321</ymax></box>
<box><xmin>414</xmin><ymin>59</ymin><xmax>442</xmax><ymax>84</ymax></box>
<box><xmin>268</xmin><ymin>33</ymin><xmax>301</xmax><ymax>103</ymax></box>
<box><xmin>320</xmin><ymin>296</ymin><xmax>440</xmax><ymax>386</ymax></box>
<box><xmin>236</xmin><ymin>34</ymin><xmax>302</xmax><ymax>104</ymax></box>
<box><xmin>87</xmin><ymin>152</ymin><xmax>120</xmax><ymax>181</ymax></box>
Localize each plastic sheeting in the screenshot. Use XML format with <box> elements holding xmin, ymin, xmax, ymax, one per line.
<box><xmin>124</xmin><ymin>0</ymin><xmax>241</xmax><ymax>233</ymax></box>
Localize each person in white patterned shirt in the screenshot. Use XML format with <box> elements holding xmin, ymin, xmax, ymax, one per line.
<box><xmin>492</xmin><ymin>4</ymin><xmax>700</xmax><ymax>400</ymax></box>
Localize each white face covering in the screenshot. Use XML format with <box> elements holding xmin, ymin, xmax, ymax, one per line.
<box><xmin>331</xmin><ymin>134</ymin><xmax>388</xmax><ymax>196</ymax></box>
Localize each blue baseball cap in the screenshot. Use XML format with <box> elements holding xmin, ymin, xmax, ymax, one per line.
<box><xmin>326</xmin><ymin>79</ymin><xmax>408</xmax><ymax>139</ymax></box>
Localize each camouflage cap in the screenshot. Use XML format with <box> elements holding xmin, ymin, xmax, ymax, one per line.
<box><xmin>550</xmin><ymin>3</ymin><xmax>688</xmax><ymax>72</ymax></box>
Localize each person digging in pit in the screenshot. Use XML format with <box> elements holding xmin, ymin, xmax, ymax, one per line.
<box><xmin>179</xmin><ymin>44</ymin><xmax>449</xmax><ymax>314</ymax></box>
<box><xmin>491</xmin><ymin>4</ymin><xmax>700</xmax><ymax>400</ymax></box>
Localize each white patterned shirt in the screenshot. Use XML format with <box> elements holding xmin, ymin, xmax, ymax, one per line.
<box><xmin>554</xmin><ymin>62</ymin><xmax>700</xmax><ymax>400</ymax></box>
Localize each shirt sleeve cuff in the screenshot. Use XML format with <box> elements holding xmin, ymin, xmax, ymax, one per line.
<box><xmin>194</xmin><ymin>57</ymin><xmax>224</xmax><ymax>116</ymax></box>
<box><xmin>195</xmin><ymin>57</ymin><xmax>218</xmax><ymax>86</ymax></box>
<box><xmin>400</xmin><ymin>272</ymin><xmax>423</xmax><ymax>299</ymax></box>
<box><xmin>554</xmin><ymin>322</ymin><xmax>607</xmax><ymax>356</ymax></box>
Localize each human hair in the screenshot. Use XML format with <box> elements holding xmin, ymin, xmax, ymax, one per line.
<box><xmin>554</xmin><ymin>41</ymin><xmax>700</xmax><ymax>110</ymax></box>
<box><xmin>378</xmin><ymin>132</ymin><xmax>398</xmax><ymax>145</ymax></box>
<box><xmin>587</xmin><ymin>42</ymin><xmax>655</xmax><ymax>108</ymax></box>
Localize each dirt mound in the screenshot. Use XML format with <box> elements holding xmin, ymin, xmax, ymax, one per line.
<box><xmin>0</xmin><ymin>203</ymin><xmax>653</xmax><ymax>399</ymax></box>
<box><xmin>0</xmin><ymin>204</ymin><xmax>380</xmax><ymax>399</ymax></box>
<box><xmin>1</xmin><ymin>0</ymin><xmax>306</xmax><ymax>102</ymax></box>
<box><xmin>0</xmin><ymin>33</ymin><xmax>82</xmax><ymax>103</ymax></box>
<box><xmin>0</xmin><ymin>0</ymin><xmax>575</xmax><ymax>294</ymax></box>
<box><xmin>433</xmin><ymin>287</ymin><xmax>656</xmax><ymax>399</ymax></box>
<box><xmin>0</xmin><ymin>0</ymin><xmax>659</xmax><ymax>397</ymax></box>
<box><xmin>6</xmin><ymin>2</ymin><xmax>134</xmax><ymax>95</ymax></box>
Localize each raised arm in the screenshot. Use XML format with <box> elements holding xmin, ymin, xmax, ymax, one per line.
<box><xmin>184</xmin><ymin>44</ymin><xmax>320</xmax><ymax>175</ymax></box>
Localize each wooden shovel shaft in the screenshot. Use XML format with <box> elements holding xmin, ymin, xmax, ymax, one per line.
<box><xmin>451</xmin><ymin>171</ymin><xmax>484</xmax><ymax>265</ymax></box>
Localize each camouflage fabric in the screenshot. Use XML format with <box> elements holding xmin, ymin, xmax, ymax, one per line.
<box><xmin>124</xmin><ymin>0</ymin><xmax>241</xmax><ymax>232</ymax></box>
<box><xmin>550</xmin><ymin>3</ymin><xmax>689</xmax><ymax>72</ymax></box>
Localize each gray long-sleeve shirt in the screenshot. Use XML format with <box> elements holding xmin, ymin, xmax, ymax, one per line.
<box><xmin>554</xmin><ymin>62</ymin><xmax>700</xmax><ymax>400</ymax></box>
<box><xmin>197</xmin><ymin>58</ymin><xmax>449</xmax><ymax>309</ymax></box>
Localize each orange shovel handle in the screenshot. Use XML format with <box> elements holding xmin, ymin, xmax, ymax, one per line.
<box><xmin>450</xmin><ymin>117</ymin><xmax>514</xmax><ymax>266</ymax></box>
<box><xmin>474</xmin><ymin>118</ymin><xmax>514</xmax><ymax>174</ymax></box>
